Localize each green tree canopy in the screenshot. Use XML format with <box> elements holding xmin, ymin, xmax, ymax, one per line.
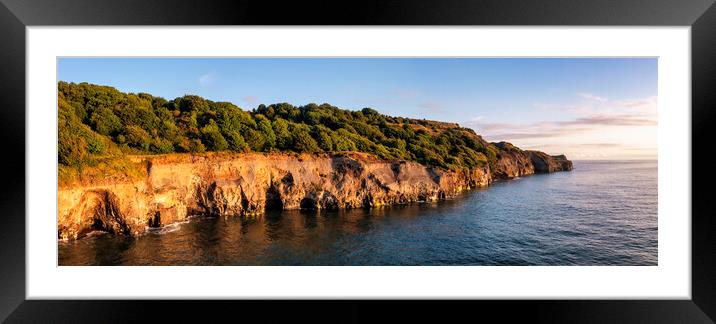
<box><xmin>58</xmin><ymin>81</ymin><xmax>507</xmax><ymax>171</ymax></box>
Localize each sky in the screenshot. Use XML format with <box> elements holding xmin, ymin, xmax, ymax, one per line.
<box><xmin>58</xmin><ymin>58</ymin><xmax>657</xmax><ymax>160</ymax></box>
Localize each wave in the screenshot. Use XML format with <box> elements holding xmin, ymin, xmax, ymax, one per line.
<box><xmin>145</xmin><ymin>215</ymin><xmax>203</xmax><ymax>235</ymax></box>
<box><xmin>85</xmin><ymin>230</ymin><xmax>109</xmax><ymax>238</ymax></box>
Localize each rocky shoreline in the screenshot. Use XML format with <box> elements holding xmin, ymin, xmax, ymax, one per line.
<box><xmin>58</xmin><ymin>150</ymin><xmax>572</xmax><ymax>240</ymax></box>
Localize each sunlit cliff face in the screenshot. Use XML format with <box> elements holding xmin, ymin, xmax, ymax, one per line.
<box><xmin>472</xmin><ymin>95</ymin><xmax>657</xmax><ymax>160</ymax></box>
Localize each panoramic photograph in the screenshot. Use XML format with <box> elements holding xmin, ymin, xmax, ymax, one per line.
<box><xmin>56</xmin><ymin>58</ymin><xmax>657</xmax><ymax>266</ymax></box>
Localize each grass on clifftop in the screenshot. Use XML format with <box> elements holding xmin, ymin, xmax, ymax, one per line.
<box><xmin>58</xmin><ymin>81</ymin><xmax>501</xmax><ymax>172</ymax></box>
<box><xmin>58</xmin><ymin>156</ymin><xmax>145</xmax><ymax>188</ymax></box>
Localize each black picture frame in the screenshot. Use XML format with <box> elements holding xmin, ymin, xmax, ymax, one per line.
<box><xmin>1</xmin><ymin>0</ymin><xmax>715</xmax><ymax>322</ymax></box>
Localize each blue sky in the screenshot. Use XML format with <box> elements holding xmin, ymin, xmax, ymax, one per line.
<box><xmin>58</xmin><ymin>58</ymin><xmax>657</xmax><ymax>159</ymax></box>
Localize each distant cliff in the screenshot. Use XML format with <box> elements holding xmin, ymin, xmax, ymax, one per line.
<box><xmin>58</xmin><ymin>150</ymin><xmax>571</xmax><ymax>240</ymax></box>
<box><xmin>491</xmin><ymin>141</ymin><xmax>573</xmax><ymax>177</ymax></box>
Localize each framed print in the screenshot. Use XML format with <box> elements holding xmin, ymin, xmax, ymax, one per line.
<box><xmin>2</xmin><ymin>0</ymin><xmax>716</xmax><ymax>322</ymax></box>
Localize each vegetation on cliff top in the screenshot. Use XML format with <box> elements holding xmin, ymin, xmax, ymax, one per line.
<box><xmin>58</xmin><ymin>82</ymin><xmax>503</xmax><ymax>171</ymax></box>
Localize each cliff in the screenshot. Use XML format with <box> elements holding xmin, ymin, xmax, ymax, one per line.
<box><xmin>526</xmin><ymin>151</ymin><xmax>574</xmax><ymax>173</ymax></box>
<box><xmin>56</xmin><ymin>83</ymin><xmax>575</xmax><ymax>240</ymax></box>
<box><xmin>58</xmin><ymin>152</ymin><xmax>491</xmax><ymax>240</ymax></box>
<box><xmin>492</xmin><ymin>142</ymin><xmax>535</xmax><ymax>178</ymax></box>
<box><xmin>58</xmin><ymin>150</ymin><xmax>571</xmax><ymax>240</ymax></box>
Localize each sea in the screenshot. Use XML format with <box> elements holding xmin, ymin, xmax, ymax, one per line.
<box><xmin>58</xmin><ymin>160</ymin><xmax>658</xmax><ymax>266</ymax></box>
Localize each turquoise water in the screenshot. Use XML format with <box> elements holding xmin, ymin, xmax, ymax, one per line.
<box><xmin>58</xmin><ymin>160</ymin><xmax>658</xmax><ymax>266</ymax></box>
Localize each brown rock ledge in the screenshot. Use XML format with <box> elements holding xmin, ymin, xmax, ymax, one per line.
<box><xmin>57</xmin><ymin>150</ymin><xmax>571</xmax><ymax>240</ymax></box>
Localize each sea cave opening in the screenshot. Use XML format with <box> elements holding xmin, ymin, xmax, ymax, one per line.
<box><xmin>265</xmin><ymin>185</ymin><xmax>284</xmax><ymax>211</ymax></box>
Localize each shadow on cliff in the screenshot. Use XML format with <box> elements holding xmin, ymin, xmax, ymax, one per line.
<box><xmin>67</xmin><ymin>190</ymin><xmax>132</xmax><ymax>239</ymax></box>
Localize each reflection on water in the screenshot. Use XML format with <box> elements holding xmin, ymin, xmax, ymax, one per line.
<box><xmin>59</xmin><ymin>160</ymin><xmax>657</xmax><ymax>266</ymax></box>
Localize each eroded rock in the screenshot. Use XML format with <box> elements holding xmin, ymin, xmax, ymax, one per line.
<box><xmin>57</xmin><ymin>150</ymin><xmax>569</xmax><ymax>239</ymax></box>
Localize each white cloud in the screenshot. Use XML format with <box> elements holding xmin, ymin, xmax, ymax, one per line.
<box><xmin>578</xmin><ymin>93</ymin><xmax>608</xmax><ymax>103</ymax></box>
<box><xmin>198</xmin><ymin>72</ymin><xmax>216</xmax><ymax>87</ymax></box>
<box><xmin>466</xmin><ymin>93</ymin><xmax>657</xmax><ymax>159</ymax></box>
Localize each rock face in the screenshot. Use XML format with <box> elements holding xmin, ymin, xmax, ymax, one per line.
<box><xmin>57</xmin><ymin>152</ymin><xmax>491</xmax><ymax>240</ymax></box>
<box><xmin>492</xmin><ymin>142</ymin><xmax>535</xmax><ymax>178</ymax></box>
<box><xmin>490</xmin><ymin>142</ymin><xmax>573</xmax><ymax>178</ymax></box>
<box><xmin>526</xmin><ymin>150</ymin><xmax>574</xmax><ymax>173</ymax></box>
<box><xmin>58</xmin><ymin>150</ymin><xmax>572</xmax><ymax>240</ymax></box>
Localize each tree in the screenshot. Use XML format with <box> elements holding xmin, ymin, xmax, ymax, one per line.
<box><xmin>242</xmin><ymin>128</ymin><xmax>265</xmax><ymax>152</ymax></box>
<box><xmin>200</xmin><ymin>120</ymin><xmax>229</xmax><ymax>151</ymax></box>
<box><xmin>150</xmin><ymin>137</ymin><xmax>174</xmax><ymax>154</ymax></box>
<box><xmin>177</xmin><ymin>95</ymin><xmax>210</xmax><ymax>113</ymax></box>
<box><xmin>58</xmin><ymin>102</ymin><xmax>89</xmax><ymax>166</ymax></box>
<box><xmin>217</xmin><ymin>104</ymin><xmax>255</xmax><ymax>134</ymax></box>
<box><xmin>311</xmin><ymin>125</ymin><xmax>333</xmax><ymax>152</ymax></box>
<box><xmin>224</xmin><ymin>131</ymin><xmax>249</xmax><ymax>152</ymax></box>
<box><xmin>331</xmin><ymin>129</ymin><xmax>357</xmax><ymax>152</ymax></box>
<box><xmin>272</xmin><ymin>118</ymin><xmax>292</xmax><ymax>150</ymax></box>
<box><xmin>188</xmin><ymin>138</ymin><xmax>206</xmax><ymax>153</ymax></box>
<box><xmin>123</xmin><ymin>125</ymin><xmax>151</xmax><ymax>151</ymax></box>
<box><xmin>291</xmin><ymin>125</ymin><xmax>320</xmax><ymax>153</ymax></box>
<box><xmin>57</xmin><ymin>81</ymin><xmax>508</xmax><ymax>172</ymax></box>
<box><xmin>256</xmin><ymin>115</ymin><xmax>276</xmax><ymax>150</ymax></box>
<box><xmin>89</xmin><ymin>107</ymin><xmax>123</xmax><ymax>136</ymax></box>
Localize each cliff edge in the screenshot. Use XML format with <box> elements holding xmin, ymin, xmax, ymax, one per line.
<box><xmin>58</xmin><ymin>150</ymin><xmax>571</xmax><ymax>240</ymax></box>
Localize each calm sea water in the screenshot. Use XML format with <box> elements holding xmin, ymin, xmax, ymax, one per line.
<box><xmin>58</xmin><ymin>160</ymin><xmax>657</xmax><ymax>266</ymax></box>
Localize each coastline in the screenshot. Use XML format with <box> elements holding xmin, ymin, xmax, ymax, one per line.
<box><xmin>57</xmin><ymin>151</ymin><xmax>572</xmax><ymax>240</ymax></box>
<box><xmin>59</xmin><ymin>160</ymin><xmax>658</xmax><ymax>266</ymax></box>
